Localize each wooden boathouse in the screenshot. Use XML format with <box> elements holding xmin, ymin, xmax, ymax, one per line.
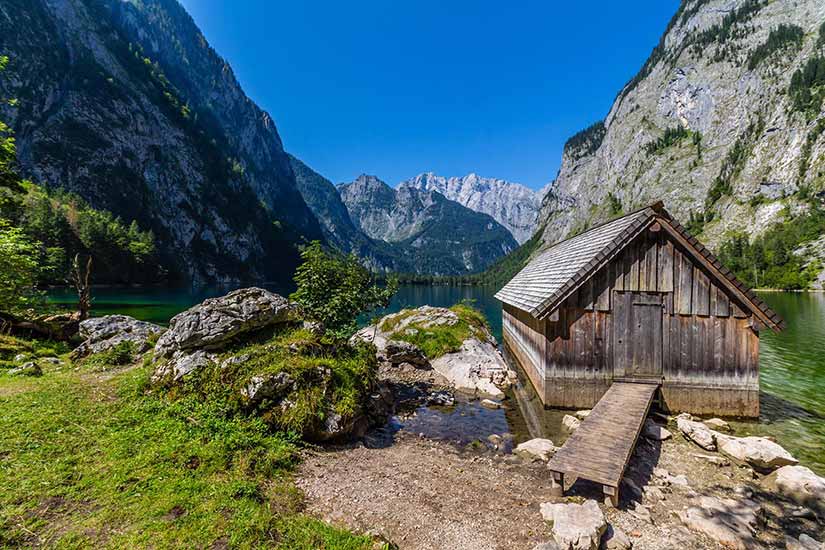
<box><xmin>496</xmin><ymin>202</ymin><xmax>784</xmax><ymax>504</ymax></box>
<box><xmin>497</xmin><ymin>202</ymin><xmax>783</xmax><ymax>418</ymax></box>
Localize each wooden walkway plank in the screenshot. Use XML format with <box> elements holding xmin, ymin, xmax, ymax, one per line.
<box><xmin>547</xmin><ymin>381</ymin><xmax>659</xmax><ymax>505</ymax></box>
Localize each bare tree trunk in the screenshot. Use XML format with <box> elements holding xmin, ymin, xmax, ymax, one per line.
<box><xmin>72</xmin><ymin>254</ymin><xmax>93</xmax><ymax>321</ymax></box>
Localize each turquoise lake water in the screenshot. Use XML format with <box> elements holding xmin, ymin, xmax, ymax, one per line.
<box><xmin>47</xmin><ymin>285</ymin><xmax>825</xmax><ymax>473</ymax></box>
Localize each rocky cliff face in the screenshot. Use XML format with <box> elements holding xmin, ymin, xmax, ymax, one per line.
<box><xmin>0</xmin><ymin>0</ymin><xmax>322</xmax><ymax>284</ymax></box>
<box><xmin>539</xmin><ymin>0</ymin><xmax>825</xmax><ymax>253</ymax></box>
<box><xmin>338</xmin><ymin>175</ymin><xmax>518</xmax><ymax>274</ymax></box>
<box><xmin>403</xmin><ymin>172</ymin><xmax>545</xmax><ymax>244</ymax></box>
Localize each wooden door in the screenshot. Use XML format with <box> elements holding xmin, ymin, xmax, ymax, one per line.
<box><xmin>613</xmin><ymin>292</ymin><xmax>664</xmax><ymax>378</ymax></box>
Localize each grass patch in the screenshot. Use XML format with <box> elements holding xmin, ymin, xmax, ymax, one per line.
<box><xmin>0</xmin><ymin>339</ymin><xmax>375</xmax><ymax>549</ymax></box>
<box><xmin>0</xmin><ymin>334</ymin><xmax>69</xmax><ymax>369</ymax></box>
<box><xmin>388</xmin><ymin>303</ymin><xmax>490</xmax><ymax>359</ymax></box>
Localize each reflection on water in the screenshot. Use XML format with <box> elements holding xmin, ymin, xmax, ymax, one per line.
<box><xmin>46</xmin><ymin>285</ymin><xmax>825</xmax><ymax>474</ymax></box>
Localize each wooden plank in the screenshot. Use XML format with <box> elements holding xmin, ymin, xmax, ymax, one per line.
<box><xmin>677</xmin><ymin>252</ymin><xmax>693</xmax><ymax>315</ymax></box>
<box><xmin>628</xmin><ymin>240</ymin><xmax>640</xmax><ymax>291</ymax></box>
<box><xmin>658</xmin><ymin>237</ymin><xmax>674</xmax><ymax>292</ymax></box>
<box><xmin>613</xmin><ymin>252</ymin><xmax>625</xmax><ymax>292</ymax></box>
<box><xmin>644</xmin><ymin>232</ymin><xmax>658</xmax><ymax>291</ymax></box>
<box><xmin>694</xmin><ymin>267</ymin><xmax>710</xmax><ymax>316</ymax></box>
<box><xmin>595</xmin><ymin>267</ymin><xmax>610</xmax><ymax>312</ymax></box>
<box><xmin>713</xmin><ymin>285</ymin><xmax>730</xmax><ymax>317</ymax></box>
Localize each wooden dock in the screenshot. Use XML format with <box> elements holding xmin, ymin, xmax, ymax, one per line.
<box><xmin>547</xmin><ymin>381</ymin><xmax>660</xmax><ymax>506</ymax></box>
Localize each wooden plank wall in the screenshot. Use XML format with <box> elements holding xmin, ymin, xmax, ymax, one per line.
<box><xmin>502</xmin><ymin>304</ymin><xmax>547</xmax><ymax>398</ymax></box>
<box><xmin>536</xmin><ymin>227</ymin><xmax>760</xmax><ymax>413</ymax></box>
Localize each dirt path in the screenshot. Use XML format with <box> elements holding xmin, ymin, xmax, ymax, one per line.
<box><xmin>297</xmin><ymin>431</ymin><xmax>554</xmax><ymax>550</ymax></box>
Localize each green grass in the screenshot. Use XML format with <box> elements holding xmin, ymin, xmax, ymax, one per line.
<box><xmin>0</xmin><ymin>342</ymin><xmax>377</xmax><ymax>549</ymax></box>
<box><xmin>388</xmin><ymin>303</ymin><xmax>490</xmax><ymax>359</ymax></box>
<box><xmin>0</xmin><ymin>334</ymin><xmax>69</xmax><ymax>369</ymax></box>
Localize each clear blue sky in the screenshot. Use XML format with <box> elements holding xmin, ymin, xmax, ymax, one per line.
<box><xmin>178</xmin><ymin>1</ymin><xmax>679</xmax><ymax>190</ymax></box>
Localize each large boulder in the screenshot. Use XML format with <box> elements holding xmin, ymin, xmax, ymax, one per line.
<box><xmin>355</xmin><ymin>306</ymin><xmax>516</xmax><ymax>398</ymax></box>
<box><xmin>514</xmin><ymin>438</ymin><xmax>556</xmax><ymax>461</ymax></box>
<box><xmin>678</xmin><ymin>495</ymin><xmax>760</xmax><ymax>550</ymax></box>
<box><xmin>154</xmin><ymin>288</ymin><xmax>296</xmax><ymax>358</ymax></box>
<box><xmin>562</xmin><ymin>414</ymin><xmax>581</xmax><ymax>433</ymax></box>
<box><xmin>771</xmin><ymin>465</ymin><xmax>825</xmax><ymax>516</ymax></box>
<box><xmin>430</xmin><ymin>337</ymin><xmax>513</xmax><ymax>398</ymax></box>
<box><xmin>153</xmin><ymin>350</ymin><xmax>216</xmax><ymax>382</ymax></box>
<box><xmin>786</xmin><ymin>534</ymin><xmax>824</xmax><ymax>550</ymax></box>
<box><xmin>540</xmin><ymin>499</ymin><xmax>606</xmax><ymax>550</ymax></box>
<box><xmin>715</xmin><ymin>434</ymin><xmax>798</xmax><ymax>471</ymax></box>
<box><xmin>676</xmin><ymin>414</ymin><xmax>717</xmax><ymax>451</ymax></box>
<box><xmin>72</xmin><ymin>315</ymin><xmax>165</xmax><ymax>359</ymax></box>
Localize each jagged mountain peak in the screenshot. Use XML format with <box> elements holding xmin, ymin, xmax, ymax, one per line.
<box><xmin>402</xmin><ymin>172</ymin><xmax>545</xmax><ymax>243</ymax></box>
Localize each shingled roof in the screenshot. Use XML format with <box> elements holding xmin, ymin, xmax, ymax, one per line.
<box><xmin>495</xmin><ymin>202</ymin><xmax>784</xmax><ymax>332</ymax></box>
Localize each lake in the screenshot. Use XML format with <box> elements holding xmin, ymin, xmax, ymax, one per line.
<box><xmin>48</xmin><ymin>284</ymin><xmax>825</xmax><ymax>474</ymax></box>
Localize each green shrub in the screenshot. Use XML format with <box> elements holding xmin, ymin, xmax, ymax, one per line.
<box><xmin>291</xmin><ymin>241</ymin><xmax>397</xmax><ymax>339</ymax></box>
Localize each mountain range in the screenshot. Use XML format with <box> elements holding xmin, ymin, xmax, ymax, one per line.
<box><xmin>3</xmin><ymin>0</ymin><xmax>825</xmax><ymax>287</ymax></box>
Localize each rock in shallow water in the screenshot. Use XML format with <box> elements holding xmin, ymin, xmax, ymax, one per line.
<box><xmin>562</xmin><ymin>414</ymin><xmax>581</xmax><ymax>433</ymax></box>
<box><xmin>514</xmin><ymin>438</ymin><xmax>556</xmax><ymax>461</ymax></box>
<box><xmin>540</xmin><ymin>499</ymin><xmax>606</xmax><ymax>550</ymax></box>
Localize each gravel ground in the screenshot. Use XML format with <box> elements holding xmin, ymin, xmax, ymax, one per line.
<box><xmin>296</xmin><ymin>417</ymin><xmax>824</xmax><ymax>550</ymax></box>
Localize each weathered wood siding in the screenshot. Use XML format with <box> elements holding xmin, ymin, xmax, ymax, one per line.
<box><xmin>502</xmin><ymin>226</ymin><xmax>760</xmax><ymax>417</ymax></box>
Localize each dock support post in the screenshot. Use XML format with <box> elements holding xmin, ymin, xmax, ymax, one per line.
<box><xmin>603</xmin><ymin>485</ymin><xmax>619</xmax><ymax>507</ymax></box>
<box><xmin>550</xmin><ymin>471</ymin><xmax>564</xmax><ymax>497</ymax></box>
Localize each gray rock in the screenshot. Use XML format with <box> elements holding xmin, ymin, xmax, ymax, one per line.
<box><xmin>41</xmin><ymin>357</ymin><xmax>61</xmax><ymax>365</ymax></box>
<box><xmin>785</xmin><ymin>534</ymin><xmax>824</xmax><ymax>550</ymax></box>
<box><xmin>384</xmin><ymin>340</ymin><xmax>428</xmax><ymax>367</ymax></box>
<box><xmin>514</xmin><ymin>438</ymin><xmax>556</xmax><ymax>461</ymax></box>
<box><xmin>426</xmin><ymin>391</ymin><xmax>455</xmax><ymax>406</ymax></box>
<box><xmin>603</xmin><ymin>524</ymin><xmax>633</xmax><ymax>550</ymax></box>
<box><xmin>154</xmin><ymin>350</ymin><xmax>216</xmax><ymax>382</ymax></box>
<box><xmin>540</xmin><ymin>499</ymin><xmax>606</xmax><ymax>550</ymax></box>
<box><xmin>220</xmin><ymin>354</ymin><xmax>250</xmax><ymax>370</ymax></box>
<box><xmin>480</xmin><ymin>398</ymin><xmax>502</xmax><ymax>409</ymax></box>
<box><xmin>240</xmin><ymin>372</ymin><xmax>294</xmax><ymax>404</ymax></box>
<box><xmin>676</xmin><ymin>413</ymin><xmax>716</xmax><ymax>451</ymax></box>
<box><xmin>13</xmin><ymin>353</ymin><xmax>27</xmax><ymax>363</ymax></box>
<box><xmin>575</xmin><ymin>410</ymin><xmax>591</xmax><ymax>420</ymax></box>
<box><xmin>562</xmin><ymin>414</ymin><xmax>581</xmax><ymax>433</ymax></box>
<box><xmin>716</xmin><ymin>434</ymin><xmax>798</xmax><ymax>471</ymax></box>
<box><xmin>73</xmin><ymin>315</ymin><xmax>165</xmax><ymax>359</ymax></box>
<box><xmin>772</xmin><ymin>465</ymin><xmax>825</xmax><ymax>517</ymax></box>
<box><xmin>642</xmin><ymin>418</ymin><xmax>672</xmax><ymax>441</ymax></box>
<box><xmin>678</xmin><ymin>495</ymin><xmax>760</xmax><ymax>550</ymax></box>
<box><xmin>154</xmin><ymin>288</ymin><xmax>296</xmax><ymax>358</ymax></box>
<box><xmin>532</xmin><ymin>542</ymin><xmax>562</xmax><ymax>550</ymax></box>
<box><xmin>8</xmin><ymin>361</ymin><xmax>42</xmax><ymax>377</ymax></box>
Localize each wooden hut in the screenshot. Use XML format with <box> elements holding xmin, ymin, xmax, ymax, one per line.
<box><xmin>496</xmin><ymin>202</ymin><xmax>783</xmax><ymax>418</ymax></box>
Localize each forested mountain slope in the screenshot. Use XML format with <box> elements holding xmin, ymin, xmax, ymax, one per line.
<box><xmin>0</xmin><ymin>0</ymin><xmax>322</xmax><ymax>284</ymax></box>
